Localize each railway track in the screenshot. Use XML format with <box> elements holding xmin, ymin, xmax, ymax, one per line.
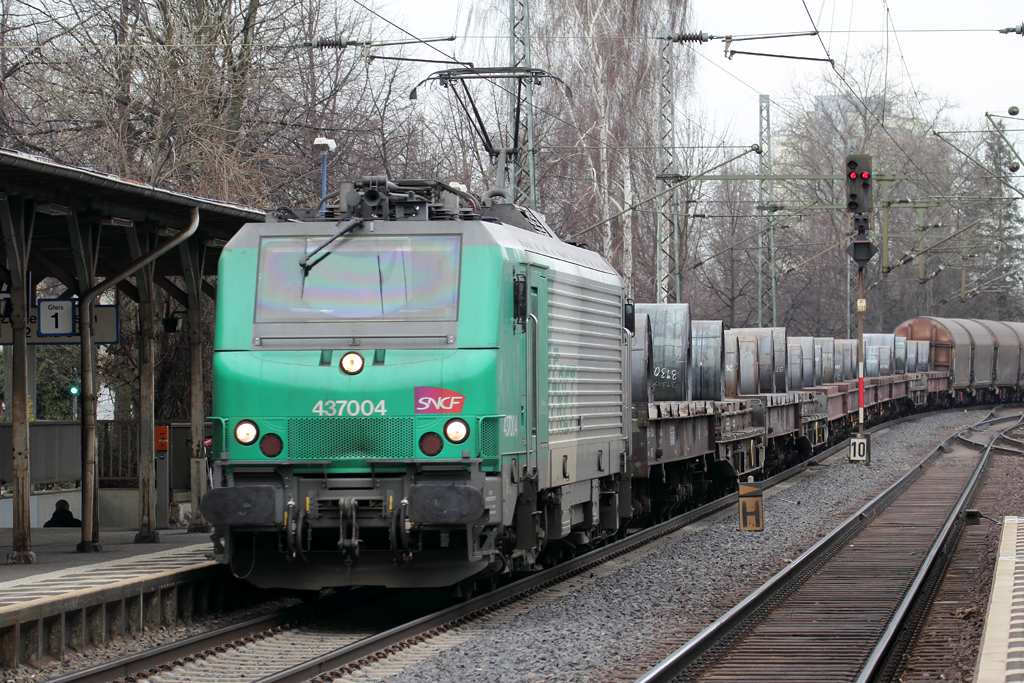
<box><xmin>636</xmin><ymin>406</ymin><xmax>1024</xmax><ymax>683</ymax></box>
<box><xmin>44</xmin><ymin>409</ymin><xmax>989</xmax><ymax>683</ymax></box>
<box><xmin>891</xmin><ymin>424</ymin><xmax>1024</xmax><ymax>682</ymax></box>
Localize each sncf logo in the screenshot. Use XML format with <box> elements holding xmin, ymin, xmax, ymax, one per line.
<box><xmin>414</xmin><ymin>387</ymin><xmax>466</xmax><ymax>414</ymax></box>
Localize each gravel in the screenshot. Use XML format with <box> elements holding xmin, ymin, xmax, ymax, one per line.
<box><xmin>4</xmin><ymin>410</ymin><xmax>987</xmax><ymax>683</ymax></box>
<box><xmin>375</xmin><ymin>410</ymin><xmax>984</xmax><ymax>683</ymax></box>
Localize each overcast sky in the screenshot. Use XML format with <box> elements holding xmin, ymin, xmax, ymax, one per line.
<box><xmin>377</xmin><ymin>0</ymin><xmax>1021</xmax><ymax>149</ymax></box>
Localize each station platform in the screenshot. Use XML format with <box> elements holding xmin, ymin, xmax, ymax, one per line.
<box><xmin>0</xmin><ymin>529</ymin><xmax>230</xmax><ymax>669</ymax></box>
<box><xmin>976</xmin><ymin>516</ymin><xmax>1024</xmax><ymax>682</ymax></box>
<box><xmin>0</xmin><ymin>527</ymin><xmax>210</xmax><ymax>584</ymax></box>
<box><xmin>0</xmin><ymin>528</ymin><xmax>213</xmax><ymax>602</ymax></box>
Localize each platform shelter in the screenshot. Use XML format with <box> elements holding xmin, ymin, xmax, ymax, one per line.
<box><xmin>0</xmin><ymin>149</ymin><xmax>264</xmax><ymax>562</ymax></box>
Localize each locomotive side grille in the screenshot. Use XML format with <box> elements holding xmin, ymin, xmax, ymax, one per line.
<box><xmin>479</xmin><ymin>417</ymin><xmax>500</xmax><ymax>458</ymax></box>
<box><xmin>211</xmin><ymin>418</ymin><xmax>225</xmax><ymax>456</ymax></box>
<box><xmin>546</xmin><ymin>274</ymin><xmax>626</xmax><ymax>447</ymax></box>
<box><xmin>288</xmin><ymin>418</ymin><xmax>413</xmax><ymax>459</ymax></box>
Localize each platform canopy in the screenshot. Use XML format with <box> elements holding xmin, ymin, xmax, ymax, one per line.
<box><xmin>0</xmin><ymin>147</ymin><xmax>266</xmax><ymax>562</ymax></box>
<box><xmin>0</xmin><ymin>148</ymin><xmax>264</xmax><ymax>296</ymax></box>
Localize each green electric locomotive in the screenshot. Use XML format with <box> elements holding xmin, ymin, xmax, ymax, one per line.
<box><xmin>201</xmin><ymin>177</ymin><xmax>633</xmax><ymax>590</ymax></box>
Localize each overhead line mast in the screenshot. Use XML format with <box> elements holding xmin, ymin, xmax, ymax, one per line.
<box><xmin>656</xmin><ymin>31</ymin><xmax>680</xmax><ymax>304</ymax></box>
<box><xmin>509</xmin><ymin>0</ymin><xmax>537</xmax><ymax>207</ymax></box>
<box><xmin>757</xmin><ymin>94</ymin><xmax>775</xmax><ymax>327</ymax></box>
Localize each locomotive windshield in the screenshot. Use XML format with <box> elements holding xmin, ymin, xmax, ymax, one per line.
<box><xmin>255</xmin><ymin>234</ymin><xmax>461</xmax><ymax>322</ymax></box>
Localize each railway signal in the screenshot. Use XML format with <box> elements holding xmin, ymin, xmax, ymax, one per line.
<box><xmin>847</xmin><ymin>213</ymin><xmax>877</xmax><ymax>270</ymax></box>
<box><xmin>845</xmin><ymin>154</ymin><xmax>873</xmax><ymax>213</ymax></box>
<box><xmin>844</xmin><ymin>154</ymin><xmax>875</xmax><ymax>461</ymax></box>
<box><xmin>847</xmin><ymin>233</ymin><xmax>878</xmax><ymax>269</ymax></box>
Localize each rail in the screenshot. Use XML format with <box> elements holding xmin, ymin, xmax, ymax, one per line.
<box><xmin>635</xmin><ymin>406</ymin><xmax>1022</xmax><ymax>683</ymax></box>
<box><xmin>51</xmin><ymin>408</ymin><xmax>975</xmax><ymax>683</ymax></box>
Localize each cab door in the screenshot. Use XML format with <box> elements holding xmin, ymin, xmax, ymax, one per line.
<box><xmin>526</xmin><ymin>266</ymin><xmax>550</xmax><ymax>491</ymax></box>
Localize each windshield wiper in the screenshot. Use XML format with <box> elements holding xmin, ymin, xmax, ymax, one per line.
<box><xmin>299</xmin><ymin>217</ymin><xmax>363</xmax><ymax>276</ymax></box>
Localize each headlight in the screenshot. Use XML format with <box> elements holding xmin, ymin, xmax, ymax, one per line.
<box><xmin>234</xmin><ymin>420</ymin><xmax>259</xmax><ymax>445</ymax></box>
<box><xmin>340</xmin><ymin>352</ymin><xmax>364</xmax><ymax>375</ymax></box>
<box><xmin>444</xmin><ymin>418</ymin><xmax>469</xmax><ymax>444</ymax></box>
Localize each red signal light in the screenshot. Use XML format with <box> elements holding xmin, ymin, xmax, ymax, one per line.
<box><xmin>861</xmin><ymin>171</ymin><xmax>870</xmax><ymax>179</ymax></box>
<box><xmin>849</xmin><ymin>172</ymin><xmax>858</xmax><ymax>179</ymax></box>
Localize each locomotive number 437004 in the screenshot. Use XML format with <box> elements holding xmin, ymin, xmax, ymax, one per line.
<box><xmin>311</xmin><ymin>400</ymin><xmax>388</xmax><ymax>417</ymax></box>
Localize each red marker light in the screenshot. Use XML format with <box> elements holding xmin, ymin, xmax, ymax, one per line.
<box><xmin>861</xmin><ymin>171</ymin><xmax>870</xmax><ymax>179</ymax></box>
<box><xmin>849</xmin><ymin>172</ymin><xmax>858</xmax><ymax>179</ymax></box>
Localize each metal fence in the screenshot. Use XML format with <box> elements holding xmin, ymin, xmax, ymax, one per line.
<box><xmin>0</xmin><ymin>421</ymin><xmax>206</xmax><ymax>490</ymax></box>
<box><xmin>97</xmin><ymin>421</ymin><xmax>139</xmax><ymax>487</ymax></box>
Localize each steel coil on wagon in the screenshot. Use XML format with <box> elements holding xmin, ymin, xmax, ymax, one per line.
<box><xmin>864</xmin><ymin>333</ymin><xmax>895</xmax><ymax>357</ymax></box>
<box><xmin>839</xmin><ymin>339</ymin><xmax>856</xmax><ymax>382</ymax></box>
<box><xmin>724</xmin><ymin>330</ymin><xmax>740</xmax><ymax>397</ymax></box>
<box><xmin>631</xmin><ymin>313</ymin><xmax>654</xmax><ymax>403</ymax></box>
<box><xmin>894</xmin><ymin>336</ymin><xmax>907</xmax><ymax>374</ymax></box>
<box><xmin>790</xmin><ymin>336</ymin><xmax>814</xmax><ymax>387</ymax></box>
<box><xmin>977</xmin><ymin>319</ymin><xmax>1020</xmax><ymax>387</ymax></box>
<box><xmin>815</xmin><ymin>337</ymin><xmax>835</xmax><ymax>384</ymax></box>
<box><xmin>757</xmin><ymin>330</ymin><xmax>773</xmax><ymax>392</ymax></box>
<box><xmin>691</xmin><ymin>320</ymin><xmax>725</xmax><ymax>400</ymax></box>
<box><xmin>725</xmin><ymin>329</ymin><xmax>762</xmax><ymax>395</ymax></box>
<box><xmin>893</xmin><ymin>317</ymin><xmax>971</xmax><ymax>388</ymax></box>
<box><xmin>878</xmin><ymin>345</ymin><xmax>892</xmax><ymax>376</ymax></box>
<box><xmin>738</xmin><ymin>330</ymin><xmax>763</xmax><ymax>395</ymax></box>
<box><xmin>865</xmin><ymin>345</ymin><xmax>880</xmax><ymax>377</ymax></box>
<box><xmin>812</xmin><ymin>341</ymin><xmax>823</xmax><ymax>385</ymax></box>
<box><xmin>950</xmin><ymin>318</ymin><xmax>996</xmax><ymax>388</ymax></box>
<box><xmin>636</xmin><ymin>303</ymin><xmax>691</xmax><ymax>401</ymax></box>
<box><xmin>771</xmin><ymin>327</ymin><xmax>788</xmax><ymax>392</ymax></box>
<box><xmin>905</xmin><ymin>338</ymin><xmax>918</xmax><ymax>373</ymax></box>
<box><xmin>838</xmin><ymin>340</ymin><xmax>854</xmax><ymax>380</ymax></box>
<box><xmin>787</xmin><ymin>340</ymin><xmax>804</xmax><ymax>390</ymax></box>
<box><xmin>915</xmin><ymin>340</ymin><xmax>930</xmax><ymax>372</ymax></box>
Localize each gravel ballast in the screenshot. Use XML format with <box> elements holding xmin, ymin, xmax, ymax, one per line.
<box><xmin>3</xmin><ymin>410</ymin><xmax>993</xmax><ymax>683</ymax></box>
<box><xmin>374</xmin><ymin>410</ymin><xmax>985</xmax><ymax>683</ymax></box>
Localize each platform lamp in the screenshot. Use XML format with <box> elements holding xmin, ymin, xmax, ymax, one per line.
<box><xmin>314</xmin><ymin>137</ymin><xmax>337</xmax><ymax>217</ymax></box>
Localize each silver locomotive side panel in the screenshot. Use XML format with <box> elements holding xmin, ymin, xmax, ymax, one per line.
<box><xmin>545</xmin><ymin>271</ymin><xmax>627</xmax><ymax>484</ymax></box>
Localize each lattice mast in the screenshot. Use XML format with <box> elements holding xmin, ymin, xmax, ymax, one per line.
<box><xmin>757</xmin><ymin>94</ymin><xmax>776</xmax><ymax>326</ymax></box>
<box><xmin>657</xmin><ymin>31</ymin><xmax>679</xmax><ymax>303</ymax></box>
<box><xmin>508</xmin><ymin>0</ymin><xmax>537</xmax><ymax>207</ymax></box>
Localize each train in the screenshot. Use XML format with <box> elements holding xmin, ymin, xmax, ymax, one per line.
<box><xmin>199</xmin><ymin>176</ymin><xmax>1024</xmax><ymax>593</ymax></box>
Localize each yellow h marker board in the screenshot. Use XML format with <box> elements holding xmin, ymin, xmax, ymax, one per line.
<box><xmin>739</xmin><ymin>483</ymin><xmax>763</xmax><ymax>532</ymax></box>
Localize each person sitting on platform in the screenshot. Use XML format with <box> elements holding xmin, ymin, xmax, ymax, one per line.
<box><xmin>43</xmin><ymin>499</ymin><xmax>82</xmax><ymax>527</ymax></box>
